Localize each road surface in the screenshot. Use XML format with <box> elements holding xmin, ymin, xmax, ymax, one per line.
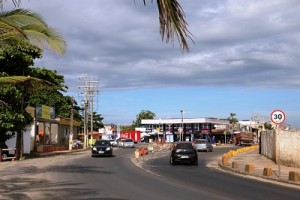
<box><xmin>0</xmin><ymin>145</ymin><xmax>299</xmax><ymax>200</ymax></box>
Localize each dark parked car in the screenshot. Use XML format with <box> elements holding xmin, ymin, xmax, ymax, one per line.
<box><xmin>0</xmin><ymin>142</ymin><xmax>9</xmax><ymax>160</ymax></box>
<box><xmin>193</xmin><ymin>139</ymin><xmax>213</xmax><ymax>152</ymax></box>
<box><xmin>169</xmin><ymin>142</ymin><xmax>198</xmax><ymax>165</ymax></box>
<box><xmin>91</xmin><ymin>140</ymin><xmax>113</xmax><ymax>157</ymax></box>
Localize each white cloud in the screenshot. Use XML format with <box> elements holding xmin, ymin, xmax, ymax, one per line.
<box><xmin>3</xmin><ymin>0</ymin><xmax>300</xmax><ymax>126</ymax></box>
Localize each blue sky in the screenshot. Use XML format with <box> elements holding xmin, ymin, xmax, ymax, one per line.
<box><xmin>99</xmin><ymin>87</ymin><xmax>300</xmax><ymax>127</ymax></box>
<box><xmin>6</xmin><ymin>0</ymin><xmax>300</xmax><ymax>128</ymax></box>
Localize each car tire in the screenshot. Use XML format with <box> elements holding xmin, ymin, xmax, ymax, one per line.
<box><xmin>170</xmin><ymin>156</ymin><xmax>176</xmax><ymax>165</ymax></box>
<box><xmin>193</xmin><ymin>159</ymin><xmax>198</xmax><ymax>166</ymax></box>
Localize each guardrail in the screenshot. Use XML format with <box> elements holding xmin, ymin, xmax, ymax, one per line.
<box><xmin>0</xmin><ymin>148</ymin><xmax>17</xmax><ymax>162</ymax></box>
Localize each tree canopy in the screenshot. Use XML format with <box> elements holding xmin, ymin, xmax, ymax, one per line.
<box><xmin>228</xmin><ymin>113</ymin><xmax>238</xmax><ymax>124</ymax></box>
<box><xmin>132</xmin><ymin>110</ymin><xmax>156</xmax><ymax>128</ymax></box>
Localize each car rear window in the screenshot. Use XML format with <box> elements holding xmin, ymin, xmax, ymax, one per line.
<box><xmin>176</xmin><ymin>143</ymin><xmax>193</xmax><ymax>149</ymax></box>
<box><xmin>125</xmin><ymin>139</ymin><xmax>133</xmax><ymax>142</ymax></box>
<box><xmin>95</xmin><ymin>140</ymin><xmax>110</xmax><ymax>145</ymax></box>
<box><xmin>195</xmin><ymin>140</ymin><xmax>206</xmax><ymax>144</ymax></box>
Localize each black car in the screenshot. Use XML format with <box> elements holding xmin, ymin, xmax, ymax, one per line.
<box><xmin>169</xmin><ymin>142</ymin><xmax>198</xmax><ymax>165</ymax></box>
<box><xmin>0</xmin><ymin>141</ymin><xmax>9</xmax><ymax>160</ymax></box>
<box><xmin>91</xmin><ymin>140</ymin><xmax>113</xmax><ymax>157</ymax></box>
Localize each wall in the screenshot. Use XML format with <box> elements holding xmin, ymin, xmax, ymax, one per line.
<box><xmin>6</xmin><ymin>125</ymin><xmax>33</xmax><ymax>154</ymax></box>
<box><xmin>278</xmin><ymin>130</ymin><xmax>300</xmax><ymax>167</ymax></box>
<box><xmin>261</xmin><ymin>130</ymin><xmax>300</xmax><ymax>167</ymax></box>
<box><xmin>260</xmin><ymin>130</ymin><xmax>276</xmax><ymax>161</ymax></box>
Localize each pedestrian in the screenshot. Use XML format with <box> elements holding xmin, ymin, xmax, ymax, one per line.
<box><xmin>212</xmin><ymin>136</ymin><xmax>215</xmax><ymax>144</ymax></box>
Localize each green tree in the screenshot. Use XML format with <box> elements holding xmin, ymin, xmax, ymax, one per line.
<box><xmin>132</xmin><ymin>110</ymin><xmax>156</xmax><ymax>128</ymax></box>
<box><xmin>88</xmin><ymin>112</ymin><xmax>104</xmax><ymax>131</ymax></box>
<box><xmin>0</xmin><ymin>75</ymin><xmax>53</xmax><ymax>159</ymax></box>
<box><xmin>0</xmin><ymin>41</ymin><xmax>42</xmax><ymax>75</ymax></box>
<box><xmin>227</xmin><ymin>113</ymin><xmax>238</xmax><ymax>131</ymax></box>
<box><xmin>0</xmin><ymin>83</ymin><xmax>32</xmax><ymax>142</ymax></box>
<box><xmin>228</xmin><ymin>113</ymin><xmax>238</xmax><ymax>124</ymax></box>
<box><xmin>0</xmin><ymin>8</ymin><xmax>66</xmax><ymax>158</ymax></box>
<box><xmin>264</xmin><ymin>122</ymin><xmax>274</xmax><ymax>130</ymax></box>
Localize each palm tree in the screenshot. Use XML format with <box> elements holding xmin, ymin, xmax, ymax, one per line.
<box><xmin>0</xmin><ymin>8</ymin><xmax>66</xmax><ymax>55</ymax></box>
<box><xmin>1</xmin><ymin>0</ymin><xmax>192</xmax><ymax>52</ymax></box>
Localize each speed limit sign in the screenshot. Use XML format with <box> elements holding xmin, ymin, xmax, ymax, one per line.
<box><xmin>270</xmin><ymin>110</ymin><xmax>286</xmax><ymax>124</ymax></box>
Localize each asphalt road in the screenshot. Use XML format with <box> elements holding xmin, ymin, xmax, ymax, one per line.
<box><xmin>0</xmin><ymin>145</ymin><xmax>299</xmax><ymax>200</ymax></box>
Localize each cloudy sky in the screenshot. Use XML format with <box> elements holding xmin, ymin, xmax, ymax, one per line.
<box><xmin>7</xmin><ymin>0</ymin><xmax>300</xmax><ymax>127</ymax></box>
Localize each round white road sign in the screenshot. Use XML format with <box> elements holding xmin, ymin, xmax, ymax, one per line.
<box><xmin>270</xmin><ymin>110</ymin><xmax>286</xmax><ymax>124</ymax></box>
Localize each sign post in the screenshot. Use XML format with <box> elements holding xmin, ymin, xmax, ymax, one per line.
<box><xmin>270</xmin><ymin>110</ymin><xmax>286</xmax><ymax>125</ymax></box>
<box><xmin>178</xmin><ymin>128</ymin><xmax>183</xmax><ymax>142</ymax></box>
<box><xmin>270</xmin><ymin>109</ymin><xmax>286</xmax><ymax>178</ymax></box>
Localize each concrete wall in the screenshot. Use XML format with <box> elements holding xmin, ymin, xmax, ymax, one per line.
<box><xmin>279</xmin><ymin>130</ymin><xmax>300</xmax><ymax>167</ymax></box>
<box><xmin>261</xmin><ymin>130</ymin><xmax>300</xmax><ymax>167</ymax></box>
<box><xmin>6</xmin><ymin>125</ymin><xmax>33</xmax><ymax>154</ymax></box>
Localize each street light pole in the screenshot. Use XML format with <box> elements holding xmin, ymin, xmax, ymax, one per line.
<box><xmin>180</xmin><ymin>109</ymin><xmax>183</xmax><ymax>141</ymax></box>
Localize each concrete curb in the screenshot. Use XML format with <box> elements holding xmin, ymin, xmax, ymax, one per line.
<box><xmin>218</xmin><ymin>161</ymin><xmax>300</xmax><ymax>186</ymax></box>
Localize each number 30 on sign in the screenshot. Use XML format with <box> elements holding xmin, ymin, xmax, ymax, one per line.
<box><xmin>270</xmin><ymin>110</ymin><xmax>286</xmax><ymax>124</ymax></box>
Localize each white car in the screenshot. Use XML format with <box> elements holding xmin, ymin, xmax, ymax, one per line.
<box><xmin>193</xmin><ymin>139</ymin><xmax>213</xmax><ymax>152</ymax></box>
<box><xmin>109</xmin><ymin>139</ymin><xmax>118</xmax><ymax>147</ymax></box>
<box><xmin>122</xmin><ymin>138</ymin><xmax>135</xmax><ymax>148</ymax></box>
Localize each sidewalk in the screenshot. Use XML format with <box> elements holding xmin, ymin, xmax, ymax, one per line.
<box><xmin>219</xmin><ymin>148</ymin><xmax>300</xmax><ymax>186</ymax></box>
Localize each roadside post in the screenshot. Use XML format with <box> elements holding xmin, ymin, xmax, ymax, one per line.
<box><xmin>270</xmin><ymin>109</ymin><xmax>286</xmax><ymax>178</ymax></box>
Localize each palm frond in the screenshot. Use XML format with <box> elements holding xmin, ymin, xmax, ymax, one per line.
<box><xmin>24</xmin><ymin>25</ymin><xmax>66</xmax><ymax>55</ymax></box>
<box><xmin>0</xmin><ymin>8</ymin><xmax>66</xmax><ymax>55</ymax></box>
<box><xmin>0</xmin><ymin>9</ymin><xmax>47</xmax><ymax>28</ymax></box>
<box><xmin>157</xmin><ymin>0</ymin><xmax>194</xmax><ymax>52</ymax></box>
<box><xmin>141</xmin><ymin>0</ymin><xmax>194</xmax><ymax>52</ymax></box>
<box><xmin>0</xmin><ymin>76</ymin><xmax>53</xmax><ymax>88</ymax></box>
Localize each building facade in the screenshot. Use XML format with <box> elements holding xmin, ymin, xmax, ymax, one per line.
<box><xmin>141</xmin><ymin>117</ymin><xmax>230</xmax><ymax>143</ymax></box>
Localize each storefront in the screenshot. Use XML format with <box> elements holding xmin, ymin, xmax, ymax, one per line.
<box><xmin>141</xmin><ymin>117</ymin><xmax>230</xmax><ymax>142</ymax></box>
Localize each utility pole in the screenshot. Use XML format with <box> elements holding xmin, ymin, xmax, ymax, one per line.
<box><xmin>90</xmin><ymin>94</ymin><xmax>94</xmax><ymax>145</ymax></box>
<box><xmin>84</xmin><ymin>100</ymin><xmax>88</xmax><ymax>149</ymax></box>
<box><xmin>69</xmin><ymin>97</ymin><xmax>74</xmax><ymax>151</ymax></box>
<box><xmin>180</xmin><ymin>109</ymin><xmax>184</xmax><ymax>141</ymax></box>
<box><xmin>78</xmin><ymin>76</ymin><xmax>100</xmax><ymax>149</ymax></box>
